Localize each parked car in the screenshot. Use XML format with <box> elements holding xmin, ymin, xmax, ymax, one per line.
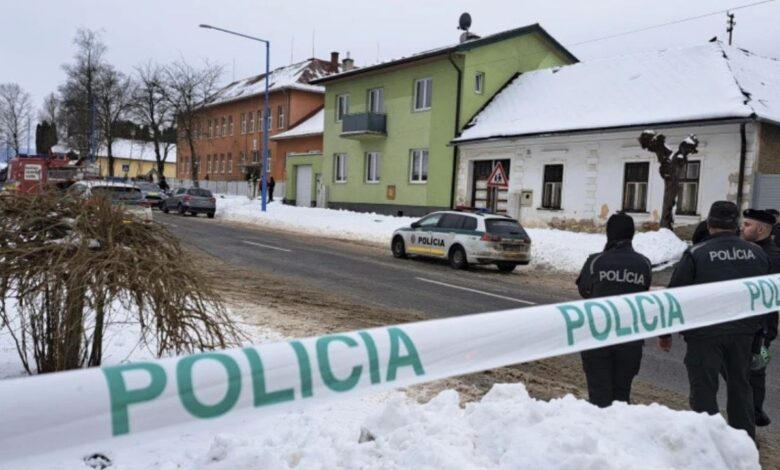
<box><xmin>67</xmin><ymin>181</ymin><xmax>153</xmax><ymax>221</ymax></box>
<box><xmin>134</xmin><ymin>182</ymin><xmax>166</xmax><ymax>209</ymax></box>
<box><xmin>391</xmin><ymin>210</ymin><xmax>532</xmax><ymax>272</ymax></box>
<box><xmin>162</xmin><ymin>187</ymin><xmax>216</xmax><ymax>218</ymax></box>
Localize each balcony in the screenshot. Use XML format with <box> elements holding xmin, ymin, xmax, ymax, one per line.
<box><xmin>340</xmin><ymin>112</ymin><xmax>387</xmax><ymax>140</ymax></box>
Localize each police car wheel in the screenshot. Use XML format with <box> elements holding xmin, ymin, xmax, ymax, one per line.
<box><xmin>496</xmin><ymin>262</ymin><xmax>517</xmax><ymax>273</ymax></box>
<box><xmin>449</xmin><ymin>246</ymin><xmax>468</xmax><ymax>270</ymax></box>
<box><xmin>392</xmin><ymin>236</ymin><xmax>407</xmax><ymax>259</ymax></box>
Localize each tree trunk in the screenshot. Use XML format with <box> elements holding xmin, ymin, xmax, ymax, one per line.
<box><xmin>59</xmin><ymin>272</ymin><xmax>86</xmax><ymax>371</ymax></box>
<box><xmin>188</xmin><ymin>134</ymin><xmax>198</xmax><ymax>187</ymax></box>
<box><xmin>107</xmin><ymin>140</ymin><xmax>114</xmax><ymax>178</ymax></box>
<box><xmin>660</xmin><ymin>171</ymin><xmax>680</xmax><ymax>230</ymax></box>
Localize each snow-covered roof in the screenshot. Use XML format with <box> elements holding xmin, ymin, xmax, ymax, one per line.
<box><xmin>0</xmin><ymin>162</ymin><xmax>7</xmax><ymax>171</ymax></box>
<box><xmin>98</xmin><ymin>139</ymin><xmax>177</xmax><ymax>163</ymax></box>
<box><xmin>456</xmin><ymin>42</ymin><xmax>780</xmax><ymax>142</ymax></box>
<box><xmin>271</xmin><ymin>109</ymin><xmax>324</xmax><ymax>140</ymax></box>
<box><xmin>206</xmin><ymin>59</ymin><xmax>338</xmax><ymax>108</ymax></box>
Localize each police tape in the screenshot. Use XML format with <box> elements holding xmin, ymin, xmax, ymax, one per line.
<box><xmin>1</xmin><ymin>274</ymin><xmax>779</xmax><ymax>461</ymax></box>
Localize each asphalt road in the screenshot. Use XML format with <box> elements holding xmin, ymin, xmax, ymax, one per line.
<box><xmin>157</xmin><ymin>211</ymin><xmax>779</xmax><ymax>432</ymax></box>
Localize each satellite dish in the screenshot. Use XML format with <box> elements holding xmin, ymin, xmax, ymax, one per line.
<box><xmin>458</xmin><ymin>13</ymin><xmax>472</xmax><ymax>31</ymax></box>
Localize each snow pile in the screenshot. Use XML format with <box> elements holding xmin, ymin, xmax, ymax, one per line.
<box><xmin>215</xmin><ymin>197</ymin><xmax>688</xmax><ymax>272</ymax></box>
<box><xmin>10</xmin><ymin>384</ymin><xmax>758</xmax><ymax>469</ymax></box>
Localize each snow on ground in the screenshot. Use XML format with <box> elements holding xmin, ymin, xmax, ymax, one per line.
<box><xmin>215</xmin><ymin>196</ymin><xmax>688</xmax><ymax>273</ymax></box>
<box><xmin>1</xmin><ymin>291</ymin><xmax>760</xmax><ymax>469</ymax></box>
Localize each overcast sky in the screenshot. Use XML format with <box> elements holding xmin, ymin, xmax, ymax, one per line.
<box><xmin>2</xmin><ymin>0</ymin><xmax>779</xmax><ymax>114</ymax></box>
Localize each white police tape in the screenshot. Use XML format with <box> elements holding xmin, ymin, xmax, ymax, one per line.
<box><xmin>1</xmin><ymin>274</ymin><xmax>779</xmax><ymax>461</ymax></box>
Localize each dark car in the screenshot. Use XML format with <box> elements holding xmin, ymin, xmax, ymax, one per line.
<box><xmin>162</xmin><ymin>187</ymin><xmax>216</xmax><ymax>218</ymax></box>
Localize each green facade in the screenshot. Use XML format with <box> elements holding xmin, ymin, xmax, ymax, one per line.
<box><xmin>284</xmin><ymin>153</ymin><xmax>323</xmax><ymax>203</ymax></box>
<box><xmin>321</xmin><ymin>29</ymin><xmax>573</xmax><ymax>216</ymax></box>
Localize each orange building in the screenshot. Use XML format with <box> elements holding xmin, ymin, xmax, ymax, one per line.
<box><xmin>176</xmin><ymin>55</ymin><xmax>341</xmax><ymax>185</ymax></box>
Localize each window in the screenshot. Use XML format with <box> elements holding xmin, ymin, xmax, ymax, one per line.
<box><xmin>278</xmin><ymin>106</ymin><xmax>285</xmax><ymax>129</ymax></box>
<box><xmin>240</xmin><ymin>113</ymin><xmax>247</xmax><ymax>134</ymax></box>
<box><xmin>262</xmin><ymin>109</ymin><xmax>272</xmax><ymax>132</ymax></box>
<box><xmin>413</xmin><ymin>78</ymin><xmax>432</xmax><ymax>111</ymax></box>
<box><xmin>248</xmin><ymin>111</ymin><xmax>255</xmax><ymax>133</ymax></box>
<box><xmin>437</xmin><ymin>214</ymin><xmax>466</xmax><ymax>229</ymax></box>
<box><xmin>623</xmin><ymin>162</ymin><xmax>649</xmax><ymax>212</ymax></box>
<box><xmin>228</xmin><ymin>116</ymin><xmax>234</xmax><ymax>136</ymax></box>
<box><xmin>336</xmin><ymin>94</ymin><xmax>349</xmax><ymax>122</ymax></box>
<box><xmin>365</xmin><ymin>152</ymin><xmax>381</xmax><ymax>183</ymax></box>
<box><xmin>475</xmin><ymin>71</ymin><xmax>485</xmax><ymax>94</ymax></box>
<box><xmin>541</xmin><ymin>164</ymin><xmax>563</xmax><ymax>209</ymax></box>
<box><xmin>221</xmin><ymin>117</ymin><xmax>226</xmax><ymax>137</ymax></box>
<box><xmin>410</xmin><ymin>149</ymin><xmax>428</xmax><ymax>183</ymax></box>
<box><xmin>334</xmin><ymin>153</ymin><xmax>347</xmax><ymax>183</ymax></box>
<box><xmin>220</xmin><ymin>154</ymin><xmax>225</xmax><ymax>174</ymax></box>
<box><xmin>207</xmin><ymin>155</ymin><xmax>212</xmax><ymax>174</ymax></box>
<box><xmin>257</xmin><ymin>110</ymin><xmax>263</xmax><ymax>132</ymax></box>
<box><xmin>677</xmin><ymin>161</ymin><xmax>700</xmax><ymax>215</ymax></box>
<box><xmin>227</xmin><ymin>153</ymin><xmax>232</xmax><ymax>174</ymax></box>
<box><xmin>207</xmin><ymin>119</ymin><xmax>213</xmax><ymax>138</ymax></box>
<box><xmin>417</xmin><ymin>213</ymin><xmax>442</xmax><ymax>228</ymax></box>
<box><xmin>239</xmin><ymin>152</ymin><xmax>245</xmax><ymax>169</ymax></box>
<box><xmin>368</xmin><ymin>88</ymin><xmax>384</xmax><ymax>113</ymax></box>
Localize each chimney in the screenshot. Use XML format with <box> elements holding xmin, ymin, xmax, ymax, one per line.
<box><xmin>330</xmin><ymin>51</ymin><xmax>339</xmax><ymax>70</ymax></box>
<box><xmin>342</xmin><ymin>52</ymin><xmax>355</xmax><ymax>71</ymax></box>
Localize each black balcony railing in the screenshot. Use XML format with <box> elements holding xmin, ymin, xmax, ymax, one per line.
<box><xmin>341</xmin><ymin>112</ymin><xmax>387</xmax><ymax>136</ymax></box>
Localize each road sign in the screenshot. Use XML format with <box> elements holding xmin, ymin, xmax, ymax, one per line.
<box><xmin>122</xmin><ymin>164</ymin><xmax>130</xmax><ymax>173</ymax></box>
<box><xmin>486</xmin><ymin>162</ymin><xmax>508</xmax><ymax>188</ymax></box>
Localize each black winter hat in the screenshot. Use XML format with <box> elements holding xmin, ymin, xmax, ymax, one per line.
<box><xmin>707</xmin><ymin>201</ymin><xmax>739</xmax><ymax>230</ymax></box>
<box><xmin>606</xmin><ymin>212</ymin><xmax>635</xmax><ymax>242</ymax></box>
<box><xmin>743</xmin><ymin>209</ymin><xmax>776</xmax><ymax>226</ymax></box>
<box><xmin>766</xmin><ymin>208</ymin><xmax>779</xmax><ymax>218</ymax></box>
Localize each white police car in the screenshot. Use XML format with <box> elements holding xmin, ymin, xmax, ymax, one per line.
<box><xmin>391</xmin><ymin>210</ymin><xmax>532</xmax><ymax>272</ymax></box>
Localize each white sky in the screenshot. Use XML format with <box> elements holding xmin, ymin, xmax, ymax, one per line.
<box><xmin>2</xmin><ymin>0</ymin><xmax>779</xmax><ymax>114</ymax></box>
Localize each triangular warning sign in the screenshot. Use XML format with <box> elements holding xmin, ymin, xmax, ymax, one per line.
<box><xmin>486</xmin><ymin>162</ymin><xmax>509</xmax><ymax>188</ymax></box>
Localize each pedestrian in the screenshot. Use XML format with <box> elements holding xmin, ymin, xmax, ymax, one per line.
<box><xmin>576</xmin><ymin>212</ymin><xmax>652</xmax><ymax>408</ymax></box>
<box><xmin>268</xmin><ymin>176</ymin><xmax>276</xmax><ymax>202</ymax></box>
<box><xmin>740</xmin><ymin>209</ymin><xmax>780</xmax><ymax>427</ymax></box>
<box><xmin>766</xmin><ymin>208</ymin><xmax>780</xmax><ymax>246</ymax></box>
<box><xmin>659</xmin><ymin>201</ymin><xmax>770</xmax><ymax>441</ymax></box>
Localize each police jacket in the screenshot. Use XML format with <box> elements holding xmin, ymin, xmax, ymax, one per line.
<box><xmin>773</xmin><ymin>224</ymin><xmax>780</xmax><ymax>248</ymax></box>
<box><xmin>757</xmin><ymin>237</ymin><xmax>780</xmax><ymax>343</ymax></box>
<box><xmin>576</xmin><ymin>240</ymin><xmax>653</xmax><ymax>299</ymax></box>
<box><xmin>668</xmin><ymin>231</ymin><xmax>770</xmax><ymax>339</ymax></box>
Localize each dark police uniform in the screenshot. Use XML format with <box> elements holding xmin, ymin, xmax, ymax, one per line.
<box><xmin>753</xmin><ymin>236</ymin><xmax>780</xmax><ymax>422</ymax></box>
<box><xmin>576</xmin><ymin>240</ymin><xmax>652</xmax><ymax>407</ymax></box>
<box><xmin>668</xmin><ymin>232</ymin><xmax>769</xmax><ymax>439</ymax></box>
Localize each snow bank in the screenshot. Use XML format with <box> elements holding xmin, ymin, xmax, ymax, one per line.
<box><xmin>11</xmin><ymin>384</ymin><xmax>758</xmax><ymax>469</ymax></box>
<box><xmin>215</xmin><ymin>197</ymin><xmax>688</xmax><ymax>273</ymax></box>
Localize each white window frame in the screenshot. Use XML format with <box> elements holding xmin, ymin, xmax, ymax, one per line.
<box><xmin>409</xmin><ymin>149</ymin><xmax>428</xmax><ymax>183</ymax></box>
<box><xmin>221</xmin><ymin>117</ymin><xmax>226</xmax><ymax>137</ymax></box>
<box><xmin>264</xmin><ymin>109</ymin><xmax>272</xmax><ymax>132</ymax></box>
<box><xmin>541</xmin><ymin>164</ymin><xmax>564</xmax><ymax>210</ymax></box>
<box><xmin>248</xmin><ymin>112</ymin><xmax>255</xmax><ymax>133</ymax></box>
<box><xmin>475</xmin><ymin>71</ymin><xmax>485</xmax><ymax>94</ymax></box>
<box><xmin>677</xmin><ymin>160</ymin><xmax>701</xmax><ymax>215</ymax></box>
<box><xmin>278</xmin><ymin>106</ymin><xmax>285</xmax><ymax>129</ymax></box>
<box><xmin>365</xmin><ymin>152</ymin><xmax>381</xmax><ymax>183</ymax></box>
<box><xmin>228</xmin><ymin>116</ymin><xmax>234</xmax><ymax>136</ymax></box>
<box><xmin>240</xmin><ymin>113</ymin><xmax>246</xmax><ymax>135</ymax></box>
<box><xmin>368</xmin><ymin>88</ymin><xmax>384</xmax><ymax>114</ymax></box>
<box><xmin>413</xmin><ymin>77</ymin><xmax>432</xmax><ymax>111</ymax></box>
<box><xmin>227</xmin><ymin>153</ymin><xmax>232</xmax><ymax>175</ymax></box>
<box><xmin>336</xmin><ymin>94</ymin><xmax>349</xmax><ymax>122</ymax></box>
<box><xmin>334</xmin><ymin>153</ymin><xmax>347</xmax><ymax>183</ymax></box>
<box><xmin>622</xmin><ymin>161</ymin><xmax>649</xmax><ymax>213</ymax></box>
<box><xmin>207</xmin><ymin>155</ymin><xmax>212</xmax><ymax>174</ymax></box>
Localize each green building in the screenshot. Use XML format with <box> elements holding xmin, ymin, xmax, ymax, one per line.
<box><xmin>311</xmin><ymin>23</ymin><xmax>577</xmax><ymax>216</ymax></box>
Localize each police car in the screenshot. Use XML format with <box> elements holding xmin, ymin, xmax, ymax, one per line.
<box><xmin>391</xmin><ymin>209</ymin><xmax>532</xmax><ymax>272</ymax></box>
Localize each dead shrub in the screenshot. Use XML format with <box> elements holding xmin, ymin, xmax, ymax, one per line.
<box><xmin>0</xmin><ymin>190</ymin><xmax>240</xmax><ymax>374</ymax></box>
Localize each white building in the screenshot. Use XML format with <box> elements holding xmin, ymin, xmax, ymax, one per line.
<box><xmin>452</xmin><ymin>42</ymin><xmax>780</xmax><ymax>228</ymax></box>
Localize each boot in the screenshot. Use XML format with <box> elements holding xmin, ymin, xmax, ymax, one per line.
<box><xmin>755</xmin><ymin>409</ymin><xmax>771</xmax><ymax>427</ymax></box>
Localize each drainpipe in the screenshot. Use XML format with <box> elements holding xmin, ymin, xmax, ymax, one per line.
<box><xmin>737</xmin><ymin>122</ymin><xmax>747</xmax><ymax>210</ymax></box>
<box><xmin>447</xmin><ymin>53</ymin><xmax>463</xmax><ymax>209</ymax></box>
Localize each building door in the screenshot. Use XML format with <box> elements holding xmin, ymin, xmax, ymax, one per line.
<box><xmin>471</xmin><ymin>159</ymin><xmax>510</xmax><ymax>213</ymax></box>
<box><xmin>295</xmin><ymin>165</ymin><xmax>313</xmax><ymax>207</ymax></box>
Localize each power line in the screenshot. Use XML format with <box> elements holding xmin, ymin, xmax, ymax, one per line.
<box><xmin>569</xmin><ymin>0</ymin><xmax>775</xmax><ymax>47</ymax></box>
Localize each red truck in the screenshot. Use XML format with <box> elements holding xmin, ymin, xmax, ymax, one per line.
<box><xmin>1</xmin><ymin>155</ymin><xmax>99</xmax><ymax>193</ymax></box>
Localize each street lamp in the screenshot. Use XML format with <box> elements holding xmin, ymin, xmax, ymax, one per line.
<box><xmin>199</xmin><ymin>23</ymin><xmax>271</xmax><ymax>211</ymax></box>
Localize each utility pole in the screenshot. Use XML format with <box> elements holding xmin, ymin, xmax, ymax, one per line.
<box><xmin>726</xmin><ymin>12</ymin><xmax>736</xmax><ymax>45</ymax></box>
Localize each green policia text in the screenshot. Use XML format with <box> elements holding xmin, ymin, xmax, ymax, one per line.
<box><xmin>557</xmin><ymin>292</ymin><xmax>685</xmax><ymax>346</ymax></box>
<box><xmin>102</xmin><ymin>327</ymin><xmax>425</xmax><ymax>436</ymax></box>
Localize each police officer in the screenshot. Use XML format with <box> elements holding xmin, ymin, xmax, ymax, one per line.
<box><xmin>659</xmin><ymin>201</ymin><xmax>770</xmax><ymax>440</ymax></box>
<box><xmin>576</xmin><ymin>212</ymin><xmax>652</xmax><ymax>407</ymax></box>
<box><xmin>741</xmin><ymin>209</ymin><xmax>780</xmax><ymax>427</ymax></box>
<box><xmin>766</xmin><ymin>208</ymin><xmax>780</xmax><ymax>246</ymax></box>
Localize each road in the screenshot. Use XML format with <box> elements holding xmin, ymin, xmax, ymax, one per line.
<box><xmin>157</xmin><ymin>212</ymin><xmax>779</xmax><ymax>435</ymax></box>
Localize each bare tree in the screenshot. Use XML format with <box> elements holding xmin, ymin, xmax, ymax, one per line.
<box><xmin>59</xmin><ymin>29</ymin><xmax>107</xmax><ymax>158</ymax></box>
<box><xmin>133</xmin><ymin>62</ymin><xmax>175</xmax><ymax>186</ymax></box>
<box><xmin>638</xmin><ymin>131</ymin><xmax>700</xmax><ymax>230</ymax></box>
<box><xmin>95</xmin><ymin>65</ymin><xmax>134</xmax><ymax>177</ymax></box>
<box><xmin>0</xmin><ymin>83</ymin><xmax>33</xmax><ymax>156</ymax></box>
<box><xmin>165</xmin><ymin>60</ymin><xmax>222</xmax><ymax>186</ymax></box>
<box><xmin>39</xmin><ymin>92</ymin><xmax>60</xmax><ymax>125</ymax></box>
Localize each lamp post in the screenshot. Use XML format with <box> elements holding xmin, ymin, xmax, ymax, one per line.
<box><xmin>199</xmin><ymin>24</ymin><xmax>271</xmax><ymax>211</ymax></box>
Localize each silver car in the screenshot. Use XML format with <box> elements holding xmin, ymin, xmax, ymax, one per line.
<box><xmin>162</xmin><ymin>187</ymin><xmax>216</xmax><ymax>218</ymax></box>
<box><xmin>67</xmin><ymin>181</ymin><xmax>153</xmax><ymax>221</ymax></box>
